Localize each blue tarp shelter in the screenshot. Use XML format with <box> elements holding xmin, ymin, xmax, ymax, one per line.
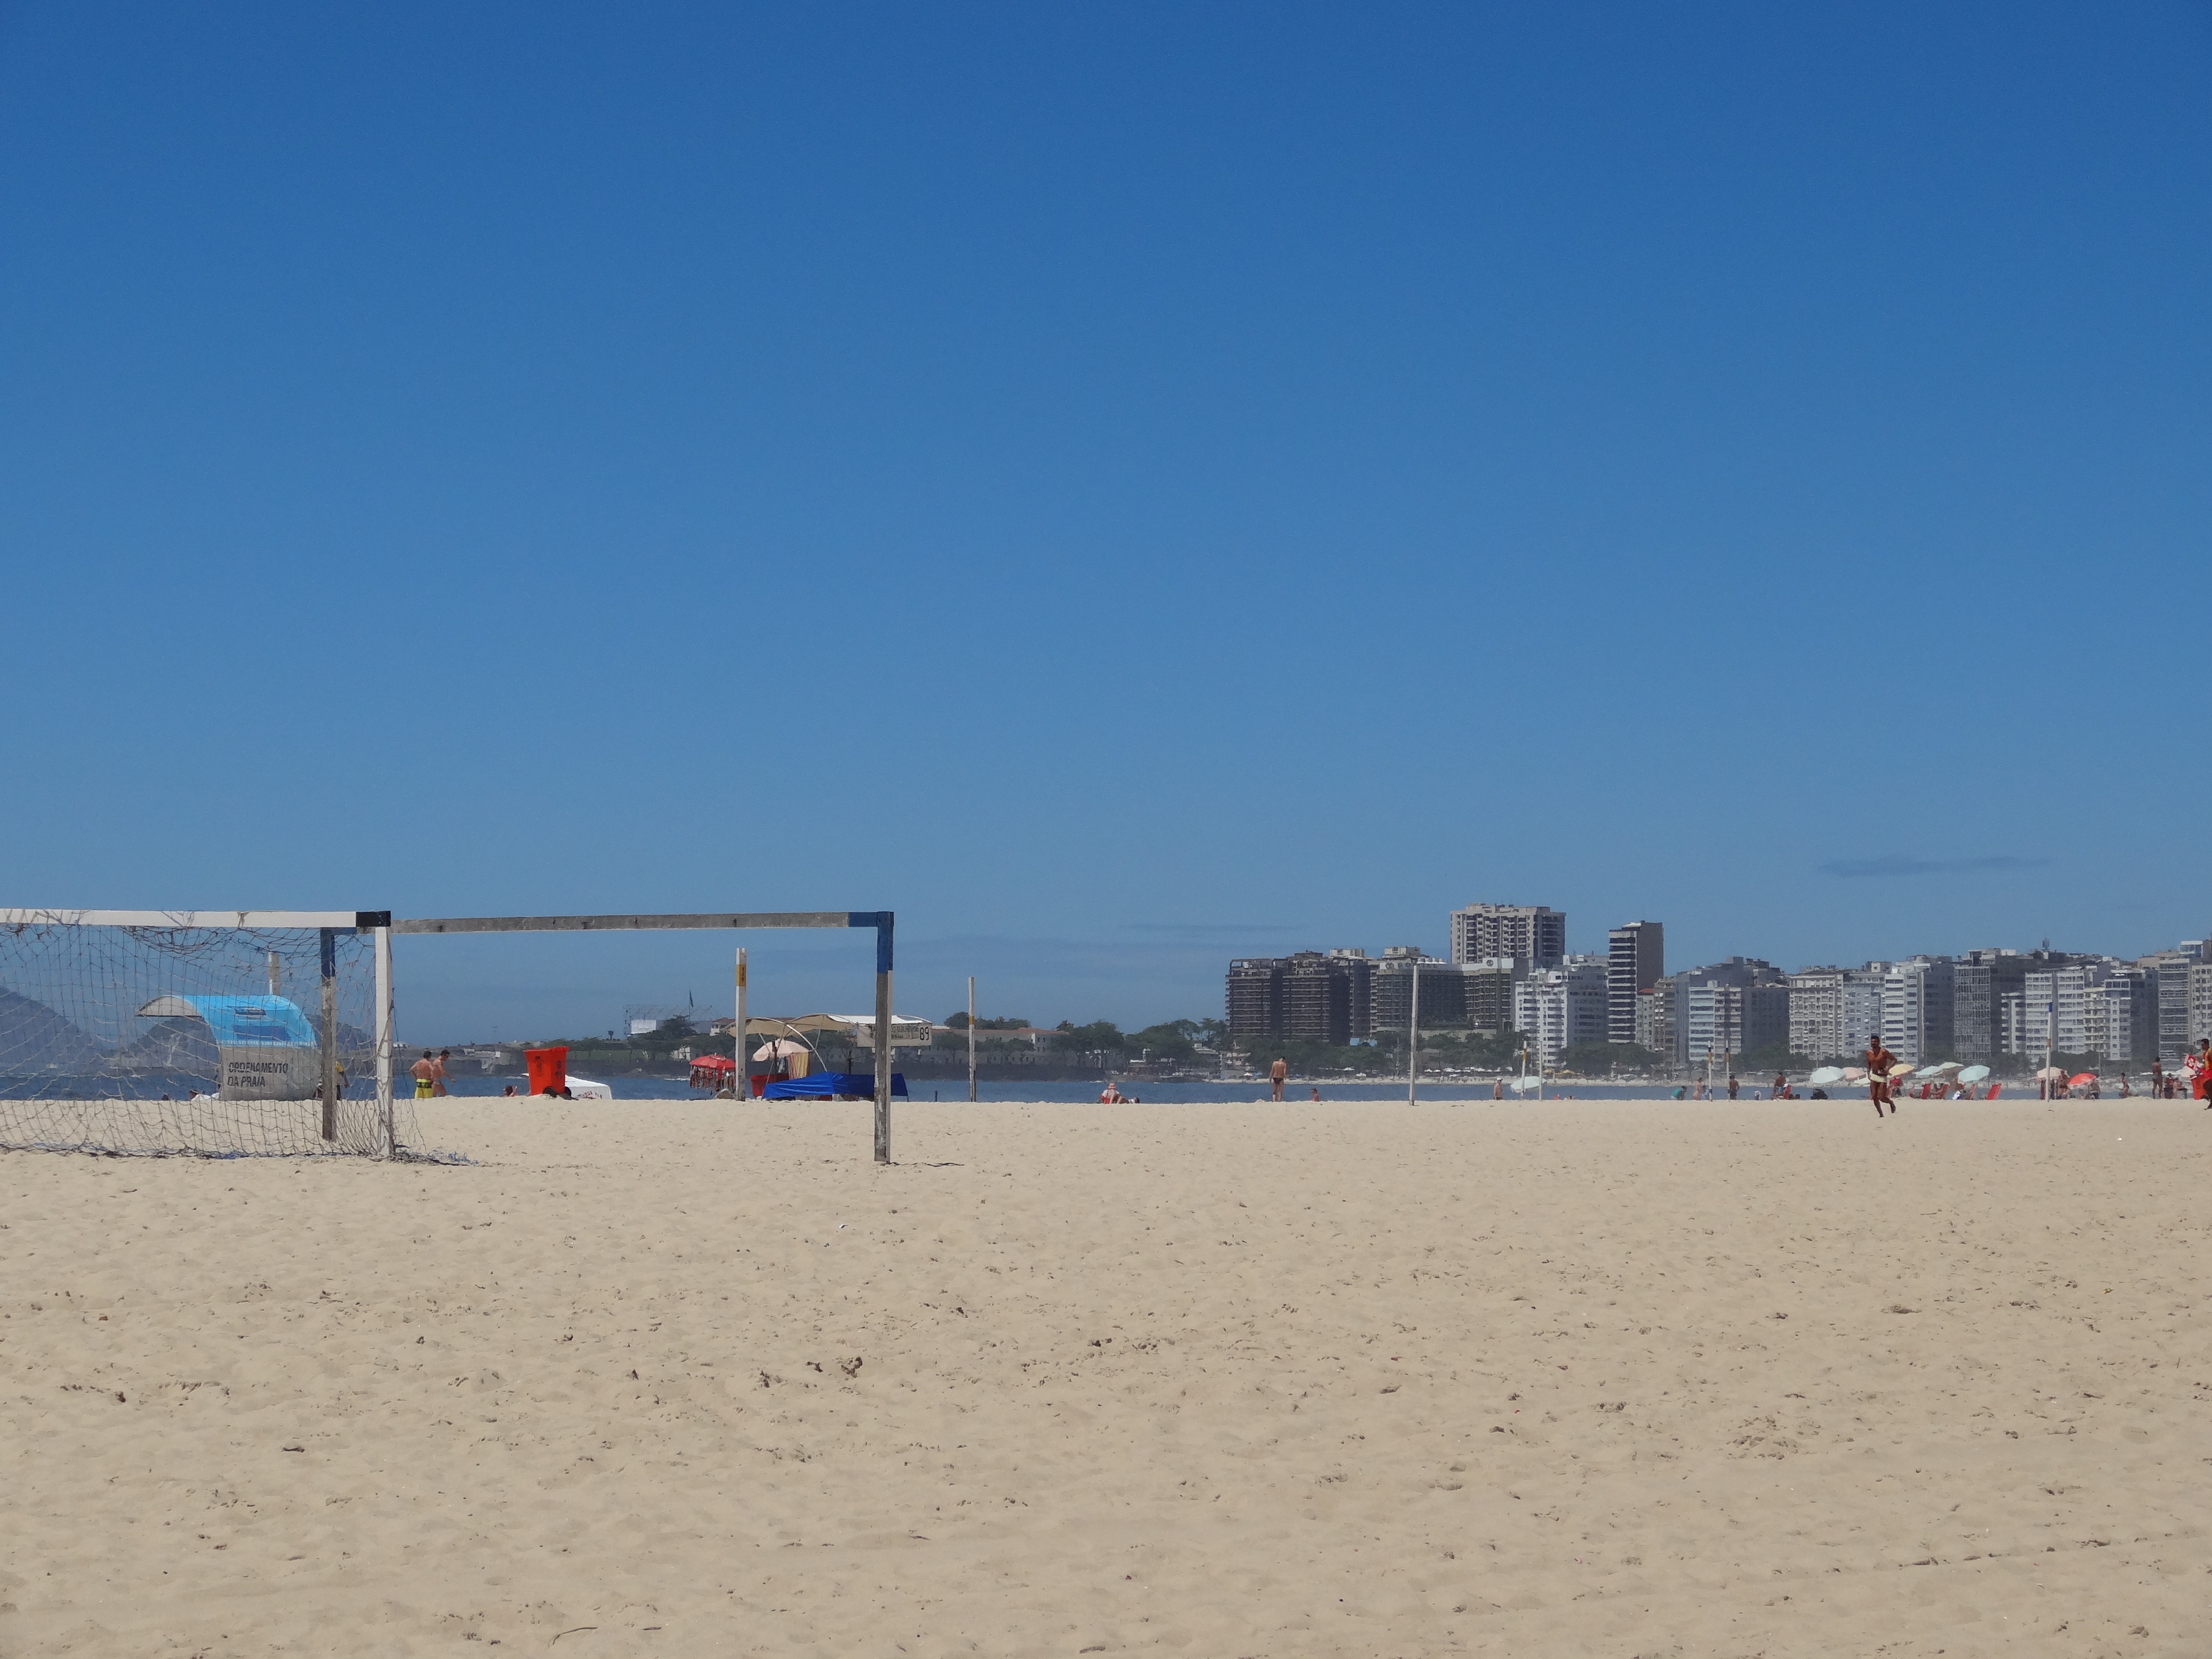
<box><xmin>764</xmin><ymin>1071</ymin><xmax>908</xmax><ymax>1101</ymax></box>
<box><xmin>136</xmin><ymin>994</ymin><xmax>316</xmax><ymax>1046</ymax></box>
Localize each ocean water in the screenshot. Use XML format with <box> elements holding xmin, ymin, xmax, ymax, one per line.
<box><xmin>426</xmin><ymin>1075</ymin><xmax>1720</xmax><ymax>1104</ymax></box>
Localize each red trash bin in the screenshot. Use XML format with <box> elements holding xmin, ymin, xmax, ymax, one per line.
<box><xmin>525</xmin><ymin>1046</ymin><xmax>568</xmax><ymax>1097</ymax></box>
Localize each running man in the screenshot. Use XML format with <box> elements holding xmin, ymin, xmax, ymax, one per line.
<box><xmin>1865</xmin><ymin>1036</ymin><xmax>1898</xmax><ymax>1117</ymax></box>
<box><xmin>410</xmin><ymin>1050</ymin><xmax>436</xmax><ymax>1099</ymax></box>
<box><xmin>1269</xmin><ymin>1056</ymin><xmax>1288</xmax><ymax>1102</ymax></box>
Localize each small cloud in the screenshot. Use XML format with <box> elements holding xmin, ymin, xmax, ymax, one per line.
<box><xmin>1819</xmin><ymin>853</ymin><xmax>2049</xmax><ymax>880</ymax></box>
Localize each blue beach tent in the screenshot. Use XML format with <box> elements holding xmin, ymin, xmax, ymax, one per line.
<box><xmin>137</xmin><ymin>994</ymin><xmax>317</xmax><ymax>1046</ymax></box>
<box><xmin>763</xmin><ymin>1071</ymin><xmax>908</xmax><ymax>1101</ymax></box>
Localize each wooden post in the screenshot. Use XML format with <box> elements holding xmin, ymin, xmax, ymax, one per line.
<box><xmin>319</xmin><ymin>928</ymin><xmax>338</xmax><ymax>1142</ymax></box>
<box><xmin>1407</xmin><ymin>960</ymin><xmax>1420</xmax><ymax>1105</ymax></box>
<box><xmin>734</xmin><ymin>947</ymin><xmax>748</xmax><ymax>1101</ymax></box>
<box><xmin>967</xmin><ymin>975</ymin><xmax>977</xmax><ymax>1102</ymax></box>
<box><xmin>873</xmin><ymin>916</ymin><xmax>893</xmax><ymax>1163</ymax></box>
<box><xmin>373</xmin><ymin>923</ymin><xmax>394</xmax><ymax>1158</ymax></box>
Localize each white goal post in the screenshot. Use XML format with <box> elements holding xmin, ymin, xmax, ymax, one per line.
<box><xmin>390</xmin><ymin>910</ymin><xmax>899</xmax><ymax>1162</ymax></box>
<box><xmin>0</xmin><ymin>909</ymin><xmax>401</xmax><ymax>1159</ymax></box>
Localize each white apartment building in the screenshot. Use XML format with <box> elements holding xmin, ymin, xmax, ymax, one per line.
<box><xmin>1513</xmin><ymin>958</ymin><xmax>1607</xmax><ymax>1069</ymax></box>
<box><xmin>1840</xmin><ymin>970</ymin><xmax>1888</xmax><ymax>1060</ymax></box>
<box><xmin>1880</xmin><ymin>966</ymin><xmax>1931</xmax><ymax>1068</ymax></box>
<box><xmin>2096</xmin><ymin>968</ymin><xmax>2155</xmax><ymax>1064</ymax></box>
<box><xmin>1787</xmin><ymin>970</ymin><xmax>1843</xmax><ymax>1061</ymax></box>
<box><xmin>1634</xmin><ymin>988</ymin><xmax>1673</xmax><ymax>1061</ymax></box>
<box><xmin>2016</xmin><ymin>966</ymin><xmax>2109</xmax><ymax>1057</ymax></box>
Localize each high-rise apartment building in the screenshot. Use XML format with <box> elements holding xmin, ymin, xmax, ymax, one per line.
<box><xmin>1881</xmin><ymin>958</ymin><xmax>1956</xmax><ymax>1068</ymax></box>
<box><xmin>1664</xmin><ymin>959</ymin><xmax>1786</xmax><ymax>1064</ymax></box>
<box><xmin>2018</xmin><ymin>965</ymin><xmax>2109</xmax><ymax>1058</ymax></box>
<box><xmin>1787</xmin><ymin>969</ymin><xmax>1844</xmax><ymax>1061</ymax></box>
<box><xmin>1449</xmin><ymin>904</ymin><xmax>1565</xmax><ymax>971</ymax></box>
<box><xmin>1634</xmin><ymin>987</ymin><xmax>1674</xmax><ymax>1062</ymax></box>
<box><xmin>1952</xmin><ymin>949</ymin><xmax>2034</xmax><ymax>1060</ymax></box>
<box><xmin>2137</xmin><ymin>944</ymin><xmax>2202</xmax><ymax>1059</ymax></box>
<box><xmin>1606</xmin><ymin>922</ymin><xmax>1664</xmax><ymax>1043</ymax></box>
<box><xmin>1226</xmin><ymin>958</ymin><xmax>1284</xmax><ymax>1043</ymax></box>
<box><xmin>1684</xmin><ymin>982</ymin><xmax>1789</xmax><ymax>1067</ymax></box>
<box><xmin>1513</xmin><ymin>957</ymin><xmax>1609</xmax><ymax>1069</ymax></box>
<box><xmin>2097</xmin><ymin>967</ymin><xmax>2156</xmax><ymax>1063</ymax></box>
<box><xmin>1371</xmin><ymin>948</ymin><xmax>1466</xmax><ymax>1032</ymax></box>
<box><xmin>1226</xmin><ymin>950</ymin><xmax>1375</xmax><ymax>1045</ymax></box>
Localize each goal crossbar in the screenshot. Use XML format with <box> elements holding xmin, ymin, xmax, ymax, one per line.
<box><xmin>0</xmin><ymin>909</ymin><xmax>379</xmax><ymax>931</ymax></box>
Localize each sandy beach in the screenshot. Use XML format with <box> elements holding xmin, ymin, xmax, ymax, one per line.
<box><xmin>5</xmin><ymin>1097</ymin><xmax>2208</xmax><ymax>1656</ymax></box>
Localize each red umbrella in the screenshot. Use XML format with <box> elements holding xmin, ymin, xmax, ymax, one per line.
<box><xmin>689</xmin><ymin>1053</ymin><xmax>736</xmax><ymax>1071</ymax></box>
<box><xmin>2067</xmin><ymin>1071</ymin><xmax>2098</xmax><ymax>1087</ymax></box>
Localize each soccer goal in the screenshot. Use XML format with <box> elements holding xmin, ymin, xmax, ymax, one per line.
<box><xmin>0</xmin><ymin>909</ymin><xmax>406</xmax><ymax>1159</ymax></box>
<box><xmin>391</xmin><ymin>911</ymin><xmax>900</xmax><ymax>1162</ymax></box>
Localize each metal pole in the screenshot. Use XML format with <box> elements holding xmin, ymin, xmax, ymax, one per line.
<box><xmin>1407</xmin><ymin>960</ymin><xmax>1420</xmax><ymax>1104</ymax></box>
<box><xmin>873</xmin><ymin>918</ymin><xmax>893</xmax><ymax>1163</ymax></box>
<box><xmin>967</xmin><ymin>975</ymin><xmax>977</xmax><ymax>1102</ymax></box>
<box><xmin>267</xmin><ymin>950</ymin><xmax>280</xmax><ymax>998</ymax></box>
<box><xmin>734</xmin><ymin>946</ymin><xmax>748</xmax><ymax>1101</ymax></box>
<box><xmin>373</xmin><ymin>924</ymin><xmax>394</xmax><ymax>1159</ymax></box>
<box><xmin>319</xmin><ymin>928</ymin><xmax>338</xmax><ymax>1142</ymax></box>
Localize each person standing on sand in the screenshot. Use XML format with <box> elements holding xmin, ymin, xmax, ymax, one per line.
<box><xmin>1727</xmin><ymin>1074</ymin><xmax>1740</xmax><ymax>1100</ymax></box>
<box><xmin>1865</xmin><ymin>1038</ymin><xmax>1898</xmax><ymax>1117</ymax></box>
<box><xmin>1269</xmin><ymin>1057</ymin><xmax>1287</xmax><ymax>1101</ymax></box>
<box><xmin>432</xmin><ymin>1049</ymin><xmax>451</xmax><ymax>1097</ymax></box>
<box><xmin>2195</xmin><ymin>1040</ymin><xmax>2212</xmax><ymax>1106</ymax></box>
<box><xmin>410</xmin><ymin>1050</ymin><xmax>436</xmax><ymax>1099</ymax></box>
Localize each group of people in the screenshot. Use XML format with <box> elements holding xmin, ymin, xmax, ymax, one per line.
<box><xmin>409</xmin><ymin>1049</ymin><xmax>453</xmax><ymax>1099</ymax></box>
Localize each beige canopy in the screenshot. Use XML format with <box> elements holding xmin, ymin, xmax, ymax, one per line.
<box><xmin>745</xmin><ymin>1013</ymin><xmax>934</xmax><ymax>1048</ymax></box>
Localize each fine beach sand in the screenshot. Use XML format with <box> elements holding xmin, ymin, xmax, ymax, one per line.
<box><xmin>5</xmin><ymin>1097</ymin><xmax>2209</xmax><ymax>1657</ymax></box>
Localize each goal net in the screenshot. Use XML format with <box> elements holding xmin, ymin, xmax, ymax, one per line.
<box><xmin>0</xmin><ymin>910</ymin><xmax>417</xmax><ymax>1159</ymax></box>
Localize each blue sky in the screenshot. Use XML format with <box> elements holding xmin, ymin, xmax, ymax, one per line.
<box><xmin>3</xmin><ymin>4</ymin><xmax>2208</xmax><ymax>1040</ymax></box>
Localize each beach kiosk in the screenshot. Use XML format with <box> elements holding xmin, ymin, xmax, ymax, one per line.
<box><xmin>135</xmin><ymin>993</ymin><xmax>321</xmax><ymax>1099</ymax></box>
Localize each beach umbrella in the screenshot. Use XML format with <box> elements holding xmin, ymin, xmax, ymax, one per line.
<box><xmin>1916</xmin><ymin>1061</ymin><xmax>1963</xmax><ymax>1077</ymax></box>
<box><xmin>2067</xmin><ymin>1071</ymin><xmax>2098</xmax><ymax>1087</ymax></box>
<box><xmin>1807</xmin><ymin>1066</ymin><xmax>1845</xmax><ymax>1086</ymax></box>
<box><xmin>1841</xmin><ymin>1067</ymin><xmax>1867</xmax><ymax>1081</ymax></box>
<box><xmin>751</xmin><ymin>1038</ymin><xmax>806</xmax><ymax>1061</ymax></box>
<box><xmin>1506</xmin><ymin>1075</ymin><xmax>1542</xmax><ymax>1092</ymax></box>
<box><xmin>2033</xmin><ymin>1065</ymin><xmax>2064</xmax><ymax>1081</ymax></box>
<box><xmin>1884</xmin><ymin>1063</ymin><xmax>1917</xmax><ymax>1079</ymax></box>
<box><xmin>1958</xmin><ymin>1065</ymin><xmax>1992</xmax><ymax>1083</ymax></box>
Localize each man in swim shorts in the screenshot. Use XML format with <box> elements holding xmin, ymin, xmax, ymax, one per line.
<box><xmin>1269</xmin><ymin>1056</ymin><xmax>1288</xmax><ymax>1102</ymax></box>
<box><xmin>411</xmin><ymin>1050</ymin><xmax>436</xmax><ymax>1099</ymax></box>
<box><xmin>1865</xmin><ymin>1038</ymin><xmax>1898</xmax><ymax>1118</ymax></box>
